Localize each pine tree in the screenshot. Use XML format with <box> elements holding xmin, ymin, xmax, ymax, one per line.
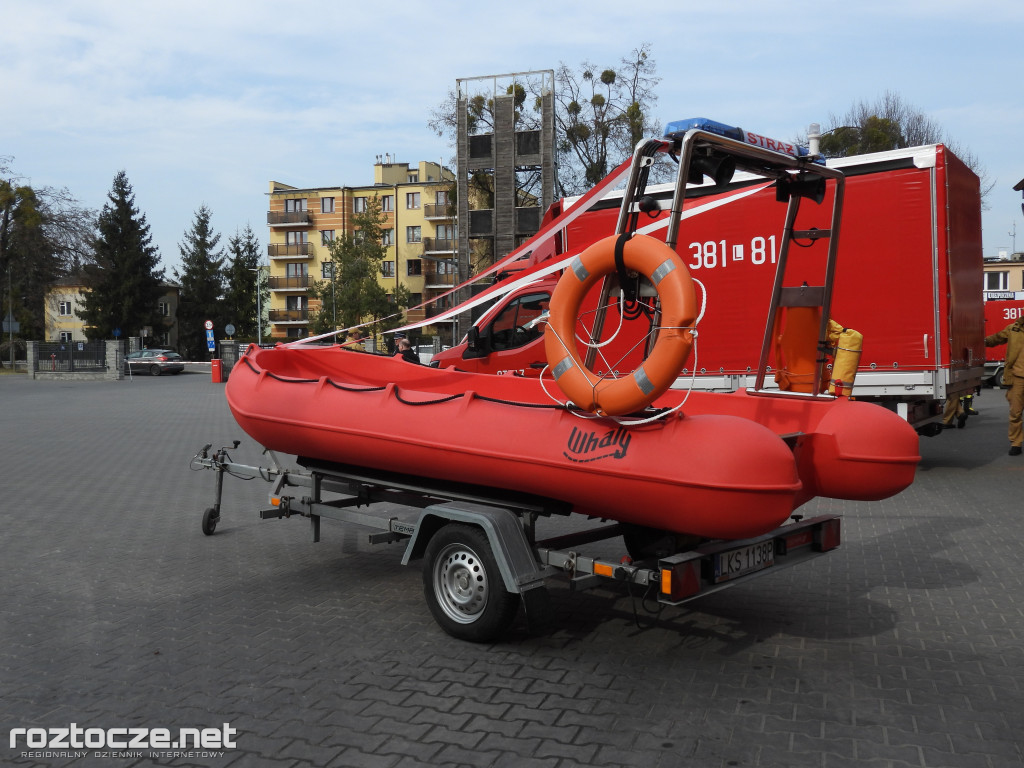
<box><xmin>223</xmin><ymin>225</ymin><xmax>267</xmax><ymax>341</ymax></box>
<box><xmin>174</xmin><ymin>205</ymin><xmax>226</xmax><ymax>359</ymax></box>
<box><xmin>79</xmin><ymin>171</ymin><xmax>164</xmax><ymax>341</ymax></box>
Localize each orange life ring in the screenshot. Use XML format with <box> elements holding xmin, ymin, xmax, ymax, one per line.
<box><xmin>543</xmin><ymin>234</ymin><xmax>696</xmax><ymax>416</ymax></box>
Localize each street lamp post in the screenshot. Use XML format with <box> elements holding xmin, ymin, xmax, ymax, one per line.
<box><xmin>250</xmin><ymin>265</ymin><xmax>265</xmax><ymax>346</ymax></box>
<box><xmin>325</xmin><ymin>261</ymin><xmax>336</xmax><ymax>331</ymax></box>
<box><xmin>6</xmin><ymin>265</ymin><xmax>13</xmax><ymax>370</ymax></box>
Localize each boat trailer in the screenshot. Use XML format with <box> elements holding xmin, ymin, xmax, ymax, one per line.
<box><xmin>191</xmin><ymin>441</ymin><xmax>841</xmax><ymax>642</ymax></box>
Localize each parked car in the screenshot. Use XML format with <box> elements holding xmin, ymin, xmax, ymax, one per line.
<box><xmin>124</xmin><ymin>349</ymin><xmax>185</xmax><ymax>376</ymax></box>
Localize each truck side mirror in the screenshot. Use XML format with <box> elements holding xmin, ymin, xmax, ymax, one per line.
<box><xmin>463</xmin><ymin>326</ymin><xmax>492</xmax><ymax>359</ymax></box>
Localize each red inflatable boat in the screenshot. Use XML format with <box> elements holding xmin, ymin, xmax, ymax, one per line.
<box><xmin>225</xmin><ymin>344</ymin><xmax>919</xmax><ymax>541</ymax></box>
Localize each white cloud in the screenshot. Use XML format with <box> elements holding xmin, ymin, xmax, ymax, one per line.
<box><xmin>2</xmin><ymin>0</ymin><xmax>1023</xmax><ymax>270</ymax></box>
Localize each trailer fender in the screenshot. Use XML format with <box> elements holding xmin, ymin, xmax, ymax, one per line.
<box><xmin>401</xmin><ymin>502</ymin><xmax>549</xmax><ymax>594</ymax></box>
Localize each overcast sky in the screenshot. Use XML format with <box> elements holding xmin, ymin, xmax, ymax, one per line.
<box><xmin>3</xmin><ymin>0</ymin><xmax>1023</xmax><ymax>276</ymax></box>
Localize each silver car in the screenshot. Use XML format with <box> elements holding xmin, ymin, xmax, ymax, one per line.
<box><xmin>124</xmin><ymin>349</ymin><xmax>185</xmax><ymax>376</ymax></box>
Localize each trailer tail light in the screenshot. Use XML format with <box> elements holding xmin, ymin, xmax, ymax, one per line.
<box><xmin>815</xmin><ymin>518</ymin><xmax>841</xmax><ymax>551</ymax></box>
<box><xmin>660</xmin><ymin>559</ymin><xmax>701</xmax><ymax>602</ymax></box>
<box><xmin>778</xmin><ymin>529</ymin><xmax>813</xmax><ymax>555</ymax></box>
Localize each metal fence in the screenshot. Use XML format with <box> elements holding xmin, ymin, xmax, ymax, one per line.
<box><xmin>35</xmin><ymin>341</ymin><xmax>107</xmax><ymax>373</ymax></box>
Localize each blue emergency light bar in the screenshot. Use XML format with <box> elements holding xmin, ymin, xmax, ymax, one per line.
<box><xmin>664</xmin><ymin>117</ymin><xmax>824</xmax><ymax>164</ymax></box>
<box><xmin>663</xmin><ymin>117</ymin><xmax>744</xmax><ymax>142</ymax></box>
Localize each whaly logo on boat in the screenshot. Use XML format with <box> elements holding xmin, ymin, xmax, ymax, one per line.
<box><xmin>564</xmin><ymin>426</ymin><xmax>632</xmax><ymax>463</ymax></box>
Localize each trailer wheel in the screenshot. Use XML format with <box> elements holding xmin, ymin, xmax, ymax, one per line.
<box><xmin>422</xmin><ymin>523</ymin><xmax>519</xmax><ymax>642</ymax></box>
<box><xmin>201</xmin><ymin>507</ymin><xmax>219</xmax><ymax>536</ymax></box>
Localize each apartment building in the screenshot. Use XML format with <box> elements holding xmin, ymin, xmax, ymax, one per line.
<box><xmin>44</xmin><ymin>276</ymin><xmax>180</xmax><ymax>347</ymax></box>
<box><xmin>983</xmin><ymin>252</ymin><xmax>1024</xmax><ymax>300</ymax></box>
<box><xmin>266</xmin><ymin>159</ymin><xmax>457</xmax><ymax>340</ymax></box>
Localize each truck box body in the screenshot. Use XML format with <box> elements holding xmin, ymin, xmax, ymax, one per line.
<box><xmin>434</xmin><ymin>144</ymin><xmax>984</xmax><ymax>430</ymax></box>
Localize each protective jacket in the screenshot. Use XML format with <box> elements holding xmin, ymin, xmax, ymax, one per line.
<box><xmin>986</xmin><ymin>318</ymin><xmax>1024</xmax><ymax>385</ymax></box>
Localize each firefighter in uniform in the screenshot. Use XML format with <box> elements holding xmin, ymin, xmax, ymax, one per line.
<box><xmin>985</xmin><ymin>317</ymin><xmax>1024</xmax><ymax>455</ymax></box>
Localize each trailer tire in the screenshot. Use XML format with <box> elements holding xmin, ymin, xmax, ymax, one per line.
<box><xmin>201</xmin><ymin>507</ymin><xmax>219</xmax><ymax>536</ymax></box>
<box><xmin>422</xmin><ymin>523</ymin><xmax>519</xmax><ymax>642</ymax></box>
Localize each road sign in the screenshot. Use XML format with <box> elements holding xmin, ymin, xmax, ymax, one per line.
<box><xmin>206</xmin><ymin>329</ymin><xmax>216</xmax><ymax>353</ymax></box>
<box><xmin>204</xmin><ymin>320</ymin><xmax>214</xmax><ymax>331</ymax></box>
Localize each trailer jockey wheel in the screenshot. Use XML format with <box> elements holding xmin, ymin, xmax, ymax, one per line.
<box><xmin>422</xmin><ymin>523</ymin><xmax>520</xmax><ymax>642</ymax></box>
<box><xmin>201</xmin><ymin>507</ymin><xmax>219</xmax><ymax>536</ymax></box>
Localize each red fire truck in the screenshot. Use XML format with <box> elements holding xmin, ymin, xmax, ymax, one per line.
<box><xmin>984</xmin><ymin>298</ymin><xmax>1024</xmax><ymax>385</ymax></box>
<box><xmin>433</xmin><ymin>140</ymin><xmax>985</xmax><ymax>435</ymax></box>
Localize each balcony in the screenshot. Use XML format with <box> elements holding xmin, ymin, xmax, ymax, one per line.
<box><xmin>268</xmin><ymin>275</ymin><xmax>311</xmax><ymax>291</ymax></box>
<box><xmin>422</xmin><ymin>237</ymin><xmax>455</xmax><ymax>254</ymax></box>
<box><xmin>424</xmin><ymin>269</ymin><xmax>457</xmax><ymax>290</ymax></box>
<box><xmin>268</xmin><ymin>243</ymin><xmax>314</xmax><ymax>259</ymax></box>
<box><xmin>268</xmin><ymin>308</ymin><xmax>309</xmax><ymax>324</ymax></box>
<box><xmin>267</xmin><ymin>211</ymin><xmax>312</xmax><ymax>227</ymax></box>
<box><xmin>424</xmin><ymin>204</ymin><xmax>453</xmax><ymax>220</ymax></box>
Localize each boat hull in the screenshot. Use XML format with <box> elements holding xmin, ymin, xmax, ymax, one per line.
<box><xmin>225</xmin><ymin>346</ymin><xmax>918</xmax><ymax>540</ymax></box>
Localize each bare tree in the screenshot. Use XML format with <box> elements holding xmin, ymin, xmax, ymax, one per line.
<box><xmin>814</xmin><ymin>91</ymin><xmax>994</xmax><ymax>207</ymax></box>
<box><xmin>427</xmin><ymin>46</ymin><xmax>661</xmax><ymax>198</ymax></box>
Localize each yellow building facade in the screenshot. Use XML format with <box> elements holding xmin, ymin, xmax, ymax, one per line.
<box><xmin>44</xmin><ymin>276</ymin><xmax>180</xmax><ymax>347</ymax></box>
<box><xmin>266</xmin><ymin>159</ymin><xmax>457</xmax><ymax>341</ymax></box>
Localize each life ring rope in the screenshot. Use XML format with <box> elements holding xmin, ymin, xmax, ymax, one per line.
<box><xmin>543</xmin><ymin>234</ymin><xmax>698</xmax><ymax>417</ymax></box>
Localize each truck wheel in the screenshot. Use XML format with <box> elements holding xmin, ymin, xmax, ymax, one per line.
<box><xmin>422</xmin><ymin>523</ymin><xmax>519</xmax><ymax>642</ymax></box>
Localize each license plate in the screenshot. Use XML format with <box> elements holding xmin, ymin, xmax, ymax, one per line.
<box><xmin>712</xmin><ymin>541</ymin><xmax>775</xmax><ymax>583</ymax></box>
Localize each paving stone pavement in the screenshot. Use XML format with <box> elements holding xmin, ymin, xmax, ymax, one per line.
<box><xmin>1</xmin><ymin>371</ymin><xmax>1022</xmax><ymax>768</ymax></box>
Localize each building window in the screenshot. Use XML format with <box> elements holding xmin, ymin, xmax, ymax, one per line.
<box><xmin>158</xmin><ymin>301</ymin><xmax>170</xmax><ymax>317</ymax></box>
<box><xmin>435</xmin><ymin>190</ymin><xmax>449</xmax><ymax>205</ymax></box>
<box><xmin>408</xmin><ymin>174</ymin><xmax>419</xmax><ymax>183</ymax></box>
<box><xmin>354</xmin><ymin>230</ymin><xmax>365</xmax><ymax>244</ymax></box>
<box><xmin>435</xmin><ymin>224</ymin><xmax>454</xmax><ymax>240</ymax></box>
<box><xmin>321</xmin><ymin>197</ymin><xmax>335</xmax><ymax>213</ymax></box>
<box><xmin>285</xmin><ymin>198</ymin><xmax>307</xmax><ymax>212</ymax></box>
<box><xmin>354</xmin><ymin>197</ymin><xmax>367</xmax><ymax>213</ymax></box>
<box><xmin>406</xmin><ymin>226</ymin><xmax>421</xmax><ymax>243</ymax></box>
<box><xmin>286</xmin><ymin>230</ymin><xmax>308</xmax><ymax>245</ymax></box>
<box><xmin>406</xmin><ymin>192</ymin><xmax>420</xmax><ymax>209</ymax></box>
<box><xmin>407</xmin><ymin>259</ymin><xmax>422</xmax><ymax>276</ymax></box>
<box><xmin>382</xmin><ymin>261</ymin><xmax>395</xmax><ymax>278</ymax></box>
<box><xmin>59</xmin><ymin>331</ymin><xmax>73</xmax><ymax>342</ymax></box>
<box><xmin>321</xmin><ymin>230</ymin><xmax>335</xmax><ymax>245</ymax></box>
<box><xmin>58</xmin><ymin>300</ymin><xmax>72</xmax><ymax>316</ymax></box>
<box><xmin>409</xmin><ymin>292</ymin><xmax>422</xmax><ymax>307</ymax></box>
<box><xmin>381</xmin><ymin>195</ymin><xmax>394</xmax><ymax>212</ymax></box>
<box><xmin>382</xmin><ymin>228</ymin><xmax>393</xmax><ymax>247</ymax></box>
<box><xmin>986</xmin><ymin>271</ymin><xmax>1009</xmax><ymax>291</ymax></box>
<box><xmin>438</xmin><ymin>260</ymin><xmax>456</xmax><ymax>275</ymax></box>
<box><xmin>322</xmin><ymin>262</ymin><xmax>334</xmax><ymax>279</ymax></box>
<box><xmin>286</xmin><ymin>262</ymin><xmax>308</xmax><ymax>278</ymax></box>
